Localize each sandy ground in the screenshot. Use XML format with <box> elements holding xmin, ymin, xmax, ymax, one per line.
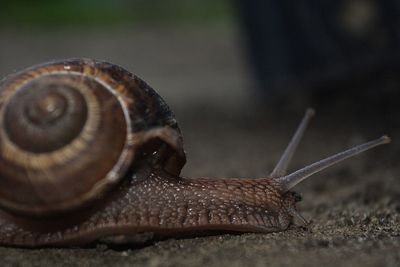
<box><xmin>0</xmin><ymin>27</ymin><xmax>399</xmax><ymax>267</ymax></box>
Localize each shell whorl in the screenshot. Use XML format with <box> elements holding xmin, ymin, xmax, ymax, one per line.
<box><xmin>1</xmin><ymin>74</ymin><xmax>102</xmax><ymax>168</ymax></box>
<box><xmin>0</xmin><ymin>60</ymin><xmax>132</xmax><ymax>216</ymax></box>
<box><xmin>0</xmin><ymin>59</ymin><xmax>183</xmax><ymax>216</ymax></box>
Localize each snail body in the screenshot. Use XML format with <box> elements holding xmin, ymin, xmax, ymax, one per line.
<box><xmin>0</xmin><ymin>59</ymin><xmax>390</xmax><ymax>247</ymax></box>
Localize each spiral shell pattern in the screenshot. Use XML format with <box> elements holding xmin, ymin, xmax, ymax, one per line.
<box><xmin>0</xmin><ymin>59</ymin><xmax>181</xmax><ymax>216</ymax></box>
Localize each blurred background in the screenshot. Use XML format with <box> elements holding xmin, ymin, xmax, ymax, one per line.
<box><xmin>0</xmin><ymin>1</ymin><xmax>399</xmax><ymax>266</ymax></box>
<box><xmin>0</xmin><ymin>0</ymin><xmax>399</xmax><ymax>167</ymax></box>
<box><xmin>0</xmin><ymin>0</ymin><xmax>398</xmax><ymax>179</ymax></box>
<box><xmin>1</xmin><ymin>0</ymin><xmax>399</xmax><ymax>112</ymax></box>
<box><xmin>0</xmin><ymin>0</ymin><xmax>247</xmax><ymax>111</ymax></box>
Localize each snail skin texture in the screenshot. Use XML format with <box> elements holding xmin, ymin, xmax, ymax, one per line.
<box><xmin>0</xmin><ymin>59</ymin><xmax>391</xmax><ymax>247</ymax></box>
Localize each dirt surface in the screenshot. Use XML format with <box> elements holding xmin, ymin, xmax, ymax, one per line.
<box><xmin>0</xmin><ymin>27</ymin><xmax>399</xmax><ymax>267</ymax></box>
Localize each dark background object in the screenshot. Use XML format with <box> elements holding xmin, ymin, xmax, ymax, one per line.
<box><xmin>236</xmin><ymin>0</ymin><xmax>400</xmax><ymax>98</ymax></box>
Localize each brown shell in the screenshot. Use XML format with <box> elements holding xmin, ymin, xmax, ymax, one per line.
<box><xmin>0</xmin><ymin>58</ymin><xmax>185</xmax><ymax>216</ymax></box>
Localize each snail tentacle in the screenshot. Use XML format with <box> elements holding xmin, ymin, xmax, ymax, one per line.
<box><xmin>279</xmin><ymin>135</ymin><xmax>391</xmax><ymax>190</ymax></box>
<box><xmin>270</xmin><ymin>108</ymin><xmax>315</xmax><ymax>177</ymax></box>
<box><xmin>287</xmin><ymin>207</ymin><xmax>309</xmax><ymax>227</ymax></box>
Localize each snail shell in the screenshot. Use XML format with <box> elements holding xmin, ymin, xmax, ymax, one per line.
<box><xmin>0</xmin><ymin>58</ymin><xmax>185</xmax><ymax>216</ymax></box>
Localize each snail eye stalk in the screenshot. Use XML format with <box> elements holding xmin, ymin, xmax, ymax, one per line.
<box><xmin>270</xmin><ymin>108</ymin><xmax>315</xmax><ymax>177</ymax></box>
<box><xmin>279</xmin><ymin>135</ymin><xmax>390</xmax><ymax>190</ymax></box>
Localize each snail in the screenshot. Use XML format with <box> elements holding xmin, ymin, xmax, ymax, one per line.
<box><xmin>0</xmin><ymin>58</ymin><xmax>390</xmax><ymax>247</ymax></box>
